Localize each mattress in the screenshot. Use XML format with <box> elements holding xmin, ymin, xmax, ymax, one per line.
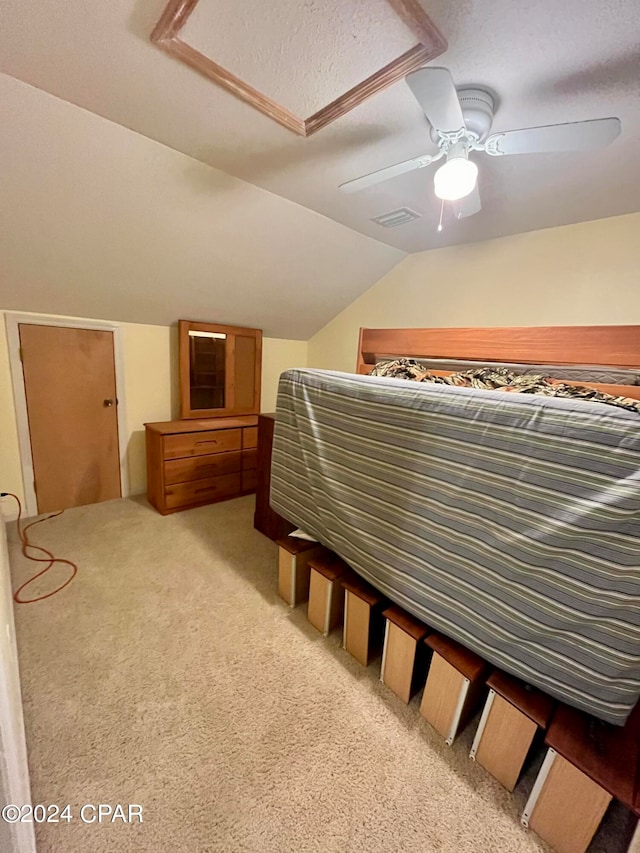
<box><xmin>270</xmin><ymin>368</ymin><xmax>640</xmax><ymax>725</ymax></box>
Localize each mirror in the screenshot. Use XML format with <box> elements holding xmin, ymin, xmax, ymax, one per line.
<box><xmin>189</xmin><ymin>330</ymin><xmax>227</xmax><ymax>410</ymax></box>
<box><xmin>179</xmin><ymin>320</ymin><xmax>262</xmax><ymax>419</ymax></box>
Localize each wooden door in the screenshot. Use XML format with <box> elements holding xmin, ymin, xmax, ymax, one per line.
<box><xmin>19</xmin><ymin>324</ymin><xmax>121</xmax><ymax>512</ymax></box>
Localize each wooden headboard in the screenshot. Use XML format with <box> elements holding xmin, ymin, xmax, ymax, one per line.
<box><xmin>356</xmin><ymin>325</ymin><xmax>640</xmax><ymax>401</ymax></box>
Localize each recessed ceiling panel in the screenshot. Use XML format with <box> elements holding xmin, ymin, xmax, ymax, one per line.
<box><xmin>151</xmin><ymin>0</ymin><xmax>446</xmax><ymax>135</ymax></box>
<box><xmin>181</xmin><ymin>0</ymin><xmax>418</xmax><ymax>117</ymax></box>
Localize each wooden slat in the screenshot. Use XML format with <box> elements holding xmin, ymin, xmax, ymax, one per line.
<box><xmin>487</xmin><ymin>670</ymin><xmax>555</xmax><ymax>730</ymax></box>
<box><xmin>276</xmin><ymin>536</ymin><xmax>321</xmax><ymax>556</ymax></box>
<box><xmin>278</xmin><ymin>549</ymin><xmax>294</xmax><ymax>605</ymax></box>
<box><xmin>382</xmin><ymin>605</ymin><xmax>429</xmax><ymax>641</ymax></box>
<box><xmin>277</xmin><ymin>543</ymin><xmax>324</xmax><ymax>606</ymax></box>
<box><xmin>357</xmin><ymin>325</ymin><xmax>640</xmax><ymax>399</ymax></box>
<box><xmin>307</xmin><ymin>571</ymin><xmax>330</xmax><ymax>633</ymax></box>
<box><xmin>474</xmin><ymin>693</ymin><xmax>538</xmax><ymax>791</ymax></box>
<box><xmin>426</xmin><ymin>633</ymin><xmax>488</xmax><ymax>682</ymax></box>
<box><xmin>308</xmin><ymin>570</ymin><xmax>345</xmax><ymax>635</ymax></box>
<box><xmin>308</xmin><ymin>552</ymin><xmax>351</xmax><ymax>583</ymax></box>
<box><xmin>382</xmin><ymin>622</ymin><xmax>420</xmax><ymax>703</ymax></box>
<box><xmin>344</xmin><ymin>592</ymin><xmax>372</xmax><ymax>666</ymax></box>
<box><xmin>529</xmin><ymin>754</ymin><xmax>612</xmax><ymax>853</ymax></box>
<box><xmin>544</xmin><ymin>702</ymin><xmax>640</xmax><ymax>809</ymax></box>
<box><xmin>359</xmin><ymin>326</ymin><xmax>640</xmax><ymax>369</ymax></box>
<box><xmin>419</xmin><ymin>652</ymin><xmax>467</xmax><ymax>739</ymax></box>
<box><xmin>341</xmin><ymin>574</ymin><xmax>386</xmax><ymax>608</ymax></box>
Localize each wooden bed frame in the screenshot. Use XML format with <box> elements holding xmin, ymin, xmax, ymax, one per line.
<box><xmin>356</xmin><ymin>325</ymin><xmax>640</xmax><ymax>401</ymax></box>
<box><xmin>354</xmin><ymin>325</ymin><xmax>640</xmax><ymax>852</ymax></box>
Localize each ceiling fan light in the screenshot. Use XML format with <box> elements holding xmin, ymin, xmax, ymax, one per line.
<box><xmin>433</xmin><ymin>157</ymin><xmax>478</xmax><ymax>201</ymax></box>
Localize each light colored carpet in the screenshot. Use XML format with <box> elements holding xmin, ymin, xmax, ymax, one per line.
<box><xmin>8</xmin><ymin>496</ymin><xmax>633</xmax><ymax>853</ymax></box>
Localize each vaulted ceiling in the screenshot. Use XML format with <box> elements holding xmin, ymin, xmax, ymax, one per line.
<box><xmin>0</xmin><ymin>0</ymin><xmax>639</xmax><ymax>334</ymax></box>
<box><xmin>0</xmin><ymin>73</ymin><xmax>402</xmax><ymax>338</ymax></box>
<box><xmin>2</xmin><ymin>0</ymin><xmax>639</xmax><ymax>252</ymax></box>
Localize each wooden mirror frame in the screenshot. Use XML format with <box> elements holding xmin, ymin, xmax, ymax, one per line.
<box><xmin>179</xmin><ymin>320</ymin><xmax>262</xmax><ymax>419</ymax></box>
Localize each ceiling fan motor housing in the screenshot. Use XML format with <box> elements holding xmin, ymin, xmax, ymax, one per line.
<box><xmin>456</xmin><ymin>88</ymin><xmax>495</xmax><ymax>140</ymax></box>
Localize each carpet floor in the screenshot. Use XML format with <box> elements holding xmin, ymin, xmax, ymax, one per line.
<box><xmin>8</xmin><ymin>496</ymin><xmax>633</xmax><ymax>853</ymax></box>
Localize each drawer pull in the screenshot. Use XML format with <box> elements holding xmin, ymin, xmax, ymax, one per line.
<box><xmin>195</xmin><ymin>485</ymin><xmax>216</xmax><ymax>494</ymax></box>
<box><xmin>195</xmin><ymin>439</ymin><xmax>218</xmax><ymax>445</ymax></box>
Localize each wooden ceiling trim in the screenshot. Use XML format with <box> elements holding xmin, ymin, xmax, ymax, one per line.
<box><xmin>385</xmin><ymin>0</ymin><xmax>447</xmax><ymax>44</ymax></box>
<box><xmin>155</xmin><ymin>38</ymin><xmax>306</xmax><ymax>135</ymax></box>
<box><xmin>151</xmin><ymin>0</ymin><xmax>199</xmax><ymax>42</ymax></box>
<box><xmin>151</xmin><ymin>0</ymin><xmax>447</xmax><ymax>137</ymax></box>
<box><xmin>304</xmin><ymin>44</ymin><xmax>434</xmax><ymax>137</ymax></box>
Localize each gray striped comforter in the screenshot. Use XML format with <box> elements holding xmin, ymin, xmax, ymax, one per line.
<box><xmin>270</xmin><ymin>369</ymin><xmax>640</xmax><ymax>725</ymax></box>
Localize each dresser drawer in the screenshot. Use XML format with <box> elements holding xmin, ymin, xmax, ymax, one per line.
<box><xmin>164</xmin><ymin>451</ymin><xmax>242</xmax><ymax>485</ymax></box>
<box><xmin>164</xmin><ymin>473</ymin><xmax>242</xmax><ymax>509</ymax></box>
<box><xmin>243</xmin><ymin>427</ymin><xmax>258</xmax><ymax>449</ymax></box>
<box><xmin>163</xmin><ymin>429</ymin><xmax>242</xmax><ymax>460</ymax></box>
<box><xmin>242</xmin><ymin>449</ymin><xmax>257</xmax><ymax>470</ymax></box>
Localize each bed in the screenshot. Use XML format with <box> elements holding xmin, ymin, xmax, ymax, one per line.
<box><xmin>270</xmin><ymin>325</ymin><xmax>640</xmax><ymax>725</ymax></box>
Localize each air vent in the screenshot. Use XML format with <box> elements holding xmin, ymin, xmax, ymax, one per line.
<box><xmin>371</xmin><ymin>207</ymin><xmax>422</xmax><ymax>228</ymax></box>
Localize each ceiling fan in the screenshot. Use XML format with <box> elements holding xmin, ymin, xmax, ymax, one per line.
<box><xmin>339</xmin><ymin>68</ymin><xmax>622</xmax><ymax>219</ymax></box>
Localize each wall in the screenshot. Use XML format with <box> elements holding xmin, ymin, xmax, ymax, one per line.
<box><xmin>0</xmin><ymin>518</ymin><xmax>36</xmax><ymax>853</ymax></box>
<box><xmin>0</xmin><ymin>310</ymin><xmax>306</xmax><ymax>516</ymax></box>
<box><xmin>307</xmin><ymin>213</ymin><xmax>640</xmax><ymax>372</ymax></box>
<box><xmin>261</xmin><ymin>338</ymin><xmax>308</xmax><ymax>412</ymax></box>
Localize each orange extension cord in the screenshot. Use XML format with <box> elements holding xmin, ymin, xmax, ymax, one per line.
<box><xmin>2</xmin><ymin>492</ymin><xmax>78</xmax><ymax>604</ymax></box>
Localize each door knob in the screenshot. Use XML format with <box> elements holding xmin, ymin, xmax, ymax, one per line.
<box><xmin>103</xmin><ymin>398</ymin><xmax>114</xmax><ymax>407</ymax></box>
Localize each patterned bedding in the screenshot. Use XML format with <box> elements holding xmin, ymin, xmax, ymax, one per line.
<box><xmin>370</xmin><ymin>358</ymin><xmax>640</xmax><ymax>414</ymax></box>
<box><xmin>270</xmin><ymin>368</ymin><xmax>640</xmax><ymax>725</ymax></box>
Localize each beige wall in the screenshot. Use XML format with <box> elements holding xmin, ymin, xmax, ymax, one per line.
<box><xmin>0</xmin><ymin>311</ymin><xmax>306</xmax><ymax>517</ymax></box>
<box><xmin>308</xmin><ymin>212</ymin><xmax>640</xmax><ymax>372</ymax></box>
<box><xmin>261</xmin><ymin>338</ymin><xmax>308</xmax><ymax>412</ymax></box>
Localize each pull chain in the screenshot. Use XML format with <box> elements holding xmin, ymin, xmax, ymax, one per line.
<box><xmin>437</xmin><ymin>198</ymin><xmax>445</xmax><ymax>232</ymax></box>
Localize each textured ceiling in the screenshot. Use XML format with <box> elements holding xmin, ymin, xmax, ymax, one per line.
<box><xmin>180</xmin><ymin>0</ymin><xmax>418</xmax><ymax>117</ymax></box>
<box><xmin>0</xmin><ymin>0</ymin><xmax>639</xmax><ymax>257</ymax></box>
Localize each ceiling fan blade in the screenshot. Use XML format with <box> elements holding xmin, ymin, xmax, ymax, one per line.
<box><xmin>405</xmin><ymin>67</ymin><xmax>465</xmax><ymax>135</ymax></box>
<box><xmin>338</xmin><ymin>153</ymin><xmax>435</xmax><ymax>194</ymax></box>
<box><xmin>485</xmin><ymin>117</ymin><xmax>621</xmax><ymax>156</ymax></box>
<box><xmin>452</xmin><ymin>183</ymin><xmax>481</xmax><ymax>219</ymax></box>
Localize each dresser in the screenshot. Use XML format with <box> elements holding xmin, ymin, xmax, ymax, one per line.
<box><xmin>145</xmin><ymin>416</ymin><xmax>258</xmax><ymax>514</ymax></box>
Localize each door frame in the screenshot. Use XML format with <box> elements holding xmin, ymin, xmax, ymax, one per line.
<box><xmin>5</xmin><ymin>313</ymin><xmax>130</xmax><ymax>517</ymax></box>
